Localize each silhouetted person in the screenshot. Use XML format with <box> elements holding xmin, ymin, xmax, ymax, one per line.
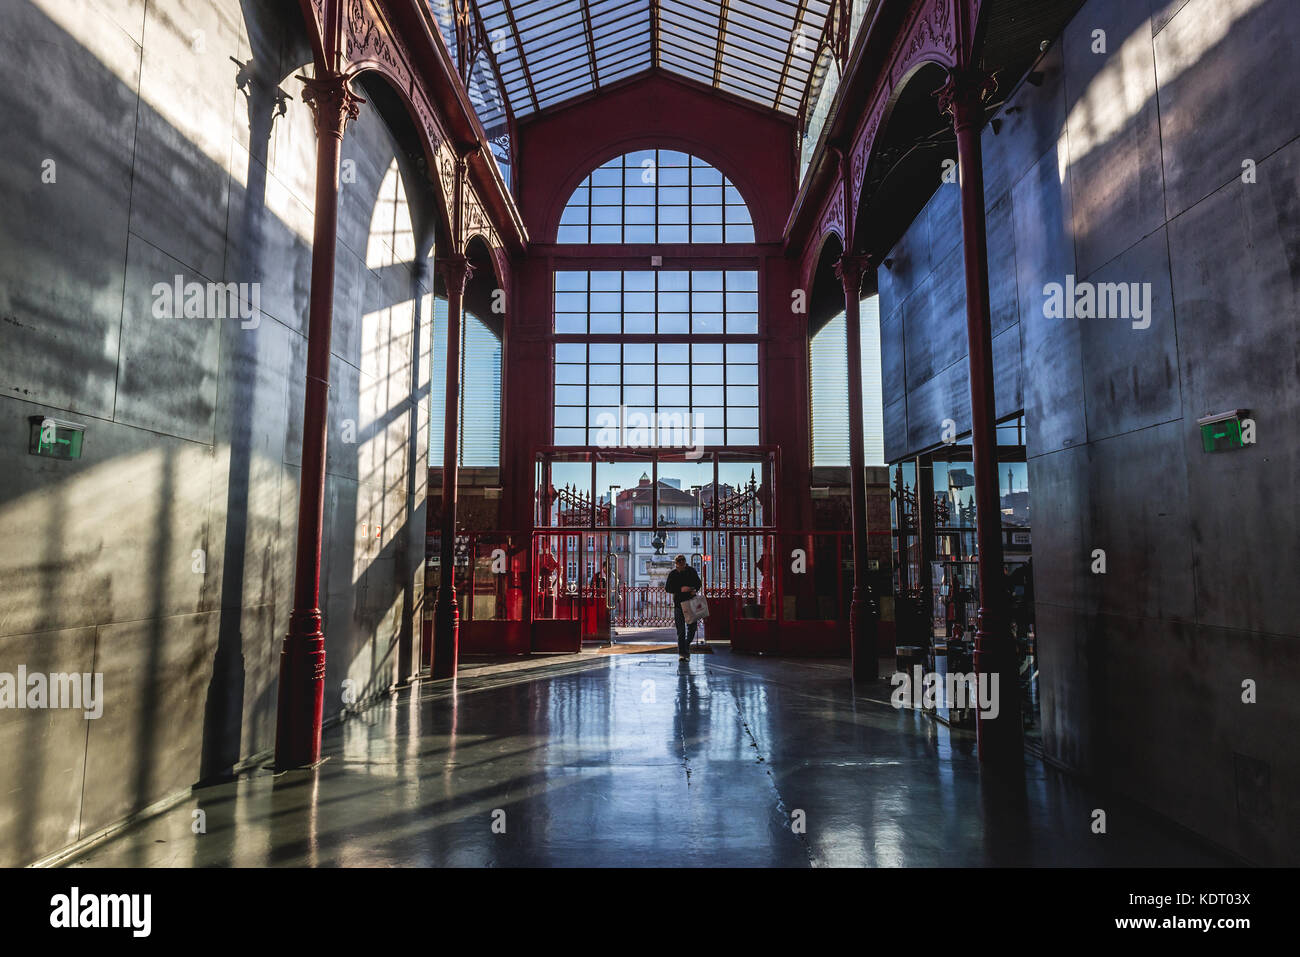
<box><xmin>665</xmin><ymin>554</ymin><xmax>702</xmax><ymax>659</ymax></box>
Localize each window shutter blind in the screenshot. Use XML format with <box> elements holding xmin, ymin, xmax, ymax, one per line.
<box><xmin>810</xmin><ymin>295</ymin><xmax>885</xmax><ymax>467</ymax></box>
<box><xmin>430</xmin><ymin>298</ymin><xmax>503</xmax><ymax>468</ymax></box>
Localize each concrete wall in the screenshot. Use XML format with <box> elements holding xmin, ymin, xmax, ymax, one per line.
<box><xmin>877</xmin><ymin>0</ymin><xmax>1299</xmax><ymax>864</ymax></box>
<box><xmin>0</xmin><ymin>0</ymin><xmax>434</xmax><ymax>865</ymax></box>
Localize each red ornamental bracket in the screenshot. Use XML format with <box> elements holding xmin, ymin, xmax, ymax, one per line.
<box><xmin>298</xmin><ymin>73</ymin><xmax>365</xmax><ymax>139</ymax></box>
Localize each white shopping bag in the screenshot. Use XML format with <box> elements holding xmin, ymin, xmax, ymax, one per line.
<box><xmin>683</xmin><ymin>593</ymin><xmax>709</xmax><ymax>623</ymax></box>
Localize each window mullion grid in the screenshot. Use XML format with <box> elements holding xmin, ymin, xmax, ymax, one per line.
<box><xmin>687</xmin><ymin>159</ymin><xmax>694</xmax><ymax>243</ymax></box>
<box><xmin>577</xmin><ymin>174</ymin><xmax>588</xmax><ymax>244</ymax></box>
<box><xmin>584</xmin><ymin>274</ymin><xmax>592</xmax><ymax>443</ymax></box>
<box><xmin>688</xmin><ymin>269</ymin><xmax>695</xmax><ymax>445</ymax></box>
<box><xmin>722</xmin><ymin>272</ymin><xmax>730</xmax><ymax>446</ymax></box>
<box><xmin>722</xmin><ymin>176</ymin><xmax>731</xmax><ymax>238</ymax></box>
<box><xmin>653</xmin><ymin>149</ymin><xmax>661</xmax><ymax>243</ymax></box>
<box><xmin>652</xmin><ymin>274</ymin><xmax>661</xmax><ymax>435</ymax></box>
<box><xmin>653</xmin><ymin>293</ymin><xmax>660</xmax><ymax>493</ymax></box>
<box><xmin>618</xmin><ymin>272</ymin><xmax>627</xmax><ymax>422</ymax></box>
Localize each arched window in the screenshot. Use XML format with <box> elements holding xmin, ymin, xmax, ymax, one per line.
<box><xmin>557</xmin><ymin>149</ymin><xmax>754</xmax><ymax>244</ymax></box>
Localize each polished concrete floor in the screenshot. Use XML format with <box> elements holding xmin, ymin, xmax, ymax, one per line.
<box><xmin>64</xmin><ymin>646</ymin><xmax>1231</xmax><ymax>867</ymax></box>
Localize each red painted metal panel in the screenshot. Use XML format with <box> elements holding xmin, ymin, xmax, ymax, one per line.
<box><xmin>776</xmin><ymin>620</ymin><xmax>848</xmax><ymax>657</ymax></box>
<box><xmin>462</xmin><ymin>620</ymin><xmax>532</xmax><ymax>656</ymax></box>
<box><xmin>730</xmin><ymin>618</ymin><xmax>778</xmax><ymax>654</ymax></box>
<box><xmin>531</xmin><ymin>619</ymin><xmax>584</xmax><ymax>653</ymax></box>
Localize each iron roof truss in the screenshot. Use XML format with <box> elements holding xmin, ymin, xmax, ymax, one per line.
<box><xmin>471</xmin><ymin>0</ymin><xmax>834</xmax><ymax>118</ymax></box>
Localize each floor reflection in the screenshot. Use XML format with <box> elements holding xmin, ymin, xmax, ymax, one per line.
<box><xmin>67</xmin><ymin>648</ymin><xmax>1232</xmax><ymax>868</ymax></box>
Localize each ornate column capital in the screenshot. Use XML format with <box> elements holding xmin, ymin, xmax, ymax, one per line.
<box><xmin>437</xmin><ymin>253</ymin><xmax>475</xmax><ymax>297</ymax></box>
<box><xmin>935</xmin><ymin>69</ymin><xmax>998</xmax><ymax>131</ymax></box>
<box><xmin>833</xmin><ymin>252</ymin><xmax>872</xmax><ymax>297</ymax></box>
<box><xmin>297</xmin><ymin>73</ymin><xmax>365</xmax><ymax>140</ymax></box>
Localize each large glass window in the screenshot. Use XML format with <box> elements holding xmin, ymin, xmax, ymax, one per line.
<box><xmin>554</xmin><ymin>267</ymin><xmax>760</xmax><ymax>447</ymax></box>
<box><xmin>553</xmin><ymin>340</ymin><xmax>759</xmax><ymax>447</ymax></box>
<box><xmin>557</xmin><ymin>149</ymin><xmax>755</xmax><ymax>244</ymax></box>
<box><xmin>552</xmin><ymin>149</ymin><xmax>760</xmax><ymax>454</ymax></box>
<box><xmin>554</xmin><ymin>270</ymin><xmax>758</xmax><ymax>335</ymax></box>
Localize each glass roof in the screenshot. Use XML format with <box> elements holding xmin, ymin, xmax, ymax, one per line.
<box><xmin>472</xmin><ymin>0</ymin><xmax>835</xmax><ymax>118</ymax></box>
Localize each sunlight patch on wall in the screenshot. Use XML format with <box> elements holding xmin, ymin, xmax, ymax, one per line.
<box><xmin>366</xmin><ymin>160</ymin><xmax>417</xmax><ymax>269</ymax></box>
<box><xmin>1064</xmin><ymin>0</ymin><xmax>1266</xmax><ymax>171</ymax></box>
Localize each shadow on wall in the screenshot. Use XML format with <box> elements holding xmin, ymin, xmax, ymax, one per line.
<box><xmin>0</xmin><ymin>0</ymin><xmax>436</xmax><ymax>865</ymax></box>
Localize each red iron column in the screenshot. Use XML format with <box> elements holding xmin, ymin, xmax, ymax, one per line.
<box><xmin>938</xmin><ymin>69</ymin><xmax>1023</xmax><ymax>763</ymax></box>
<box><xmin>274</xmin><ymin>73</ymin><xmax>363</xmax><ymax>770</ymax></box>
<box><xmin>835</xmin><ymin>252</ymin><xmax>879</xmax><ymax>682</ymax></box>
<box><xmin>432</xmin><ymin>252</ymin><xmax>474</xmax><ymax>678</ymax></box>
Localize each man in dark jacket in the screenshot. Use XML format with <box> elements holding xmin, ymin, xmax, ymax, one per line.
<box><xmin>665</xmin><ymin>554</ymin><xmax>703</xmax><ymax>659</ymax></box>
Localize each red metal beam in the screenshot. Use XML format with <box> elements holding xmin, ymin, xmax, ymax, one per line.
<box><xmin>516</xmin><ymin>65</ymin><xmax>796</xmax><ymax>125</ymax></box>
<box><xmin>795</xmin><ymin>1</ymin><xmax>839</xmax><ymax>123</ymax></box>
<box><xmin>433</xmin><ymin>156</ymin><xmax>474</xmax><ymax>679</ymax></box>
<box><xmin>275</xmin><ymin>72</ymin><xmax>364</xmax><ymax>770</ymax></box>
<box><xmin>939</xmin><ymin>68</ymin><xmax>1023</xmax><ymax>763</ymax></box>
<box><xmin>772</xmin><ymin>0</ymin><xmax>814</xmax><ymax>108</ymax></box>
<box><xmin>391</xmin><ymin>0</ymin><xmax>529</xmax><ymax>250</ymax></box>
<box><xmin>579</xmin><ymin>0</ymin><xmax>602</xmax><ymax>87</ymax></box>
<box><xmin>470</xmin><ymin>0</ymin><xmax>516</xmax><ymax>126</ymax></box>
<box><xmin>499</xmin><ymin>0</ymin><xmax>541</xmax><ymax>113</ymax></box>
<box><xmin>782</xmin><ymin>0</ymin><xmax>898</xmax><ymax>251</ymax></box>
<box><xmin>711</xmin><ymin>0</ymin><xmax>731</xmax><ymax>87</ymax></box>
<box><xmin>651</xmin><ymin>0</ymin><xmax>659</xmax><ymax>69</ymax></box>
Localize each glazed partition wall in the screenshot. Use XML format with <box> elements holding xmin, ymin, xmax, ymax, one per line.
<box><xmin>532</xmin><ymin>449</ymin><xmax>774</xmax><ymax>644</ymax></box>
<box><xmin>523</xmin><ymin>449</ymin><xmax>854</xmax><ymax>654</ymax></box>
<box><xmin>888</xmin><ymin>415</ymin><xmax>1040</xmax><ymax>741</ymax></box>
<box><xmin>424</xmin><ymin>530</ymin><xmax>530</xmax><ymax>658</ymax></box>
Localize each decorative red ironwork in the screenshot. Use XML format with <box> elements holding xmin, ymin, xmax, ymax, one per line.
<box><xmin>553</xmin><ymin>484</ymin><xmax>611</xmax><ymax>526</ymax></box>
<box><xmin>614</xmin><ymin>584</ymin><xmax>676</xmax><ymax>628</ymax></box>
<box><xmin>703</xmin><ymin>470</ymin><xmax>762</xmax><ymax>527</ymax></box>
<box><xmin>795</xmin><ymin>0</ymin><xmax>979</xmax><ymax>256</ymax></box>
<box><xmin>891</xmin><ymin>477</ymin><xmax>952</xmax><ymax>532</ymax></box>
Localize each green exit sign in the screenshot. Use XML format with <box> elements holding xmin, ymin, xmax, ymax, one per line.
<box><xmin>1197</xmin><ymin>409</ymin><xmax>1252</xmax><ymax>453</ymax></box>
<box><xmin>29</xmin><ymin>416</ymin><xmax>85</xmax><ymax>460</ymax></box>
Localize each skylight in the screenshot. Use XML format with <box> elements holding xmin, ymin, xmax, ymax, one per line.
<box><xmin>472</xmin><ymin>0</ymin><xmax>835</xmax><ymax>118</ymax></box>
